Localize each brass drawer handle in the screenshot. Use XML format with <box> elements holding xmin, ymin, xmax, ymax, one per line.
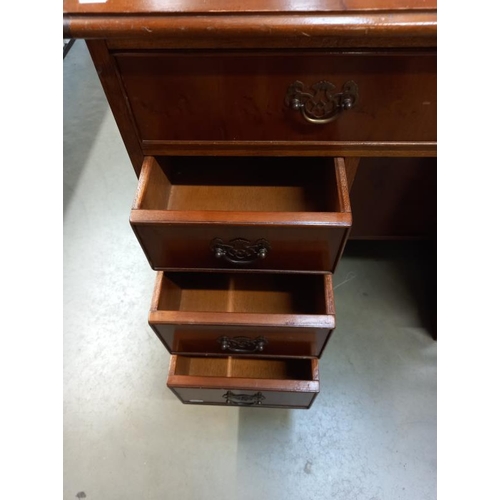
<box><xmin>285</xmin><ymin>80</ymin><xmax>358</xmax><ymax>124</ymax></box>
<box><xmin>223</xmin><ymin>391</ymin><xmax>265</xmax><ymax>406</ymax></box>
<box><xmin>210</xmin><ymin>238</ymin><xmax>270</xmax><ymax>265</ymax></box>
<box><xmin>217</xmin><ymin>336</ymin><xmax>268</xmax><ymax>353</ymax></box>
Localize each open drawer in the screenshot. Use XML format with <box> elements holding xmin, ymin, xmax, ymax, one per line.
<box><xmin>167</xmin><ymin>356</ymin><xmax>319</xmax><ymax>408</ymax></box>
<box><xmin>149</xmin><ymin>271</ymin><xmax>335</xmax><ymax>358</ymax></box>
<box><xmin>130</xmin><ymin>156</ymin><xmax>351</xmax><ymax>272</ymax></box>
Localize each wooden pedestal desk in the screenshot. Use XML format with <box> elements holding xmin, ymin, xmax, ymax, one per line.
<box><xmin>63</xmin><ymin>0</ymin><xmax>437</xmax><ymax>409</ymax></box>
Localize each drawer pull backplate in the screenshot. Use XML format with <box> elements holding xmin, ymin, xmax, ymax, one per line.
<box><xmin>223</xmin><ymin>391</ymin><xmax>266</xmax><ymax>406</ymax></box>
<box><xmin>285</xmin><ymin>80</ymin><xmax>358</xmax><ymax>124</ymax></box>
<box><xmin>217</xmin><ymin>335</ymin><xmax>268</xmax><ymax>353</ymax></box>
<box><xmin>210</xmin><ymin>237</ymin><xmax>270</xmax><ymax>264</ymax></box>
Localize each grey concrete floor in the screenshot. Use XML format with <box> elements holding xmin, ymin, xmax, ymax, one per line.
<box><xmin>64</xmin><ymin>41</ymin><xmax>437</xmax><ymax>500</ymax></box>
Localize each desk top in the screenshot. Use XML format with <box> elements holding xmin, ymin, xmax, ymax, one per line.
<box><xmin>64</xmin><ymin>0</ymin><xmax>436</xmax><ymax>15</ymax></box>
<box><xmin>63</xmin><ymin>0</ymin><xmax>436</xmax><ymax>45</ymax></box>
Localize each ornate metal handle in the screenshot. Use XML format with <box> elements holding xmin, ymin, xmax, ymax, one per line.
<box><xmin>285</xmin><ymin>80</ymin><xmax>358</xmax><ymax>124</ymax></box>
<box><xmin>217</xmin><ymin>336</ymin><xmax>268</xmax><ymax>353</ymax></box>
<box><xmin>223</xmin><ymin>391</ymin><xmax>266</xmax><ymax>406</ymax></box>
<box><xmin>210</xmin><ymin>238</ymin><xmax>270</xmax><ymax>265</ymax></box>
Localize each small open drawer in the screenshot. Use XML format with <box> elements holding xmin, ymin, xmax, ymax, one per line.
<box><xmin>149</xmin><ymin>271</ymin><xmax>335</xmax><ymax>358</ymax></box>
<box><xmin>130</xmin><ymin>156</ymin><xmax>351</xmax><ymax>272</ymax></box>
<box><xmin>167</xmin><ymin>356</ymin><xmax>319</xmax><ymax>408</ymax></box>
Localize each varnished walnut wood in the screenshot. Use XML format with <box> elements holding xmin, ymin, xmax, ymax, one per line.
<box><xmin>115</xmin><ymin>50</ymin><xmax>436</xmax><ymax>144</ymax></box>
<box><xmin>152</xmin><ymin>273</ymin><xmax>332</xmax><ymax>315</ymax></box>
<box><xmin>149</xmin><ymin>272</ymin><xmax>335</xmax><ymax>358</ymax></box>
<box><xmin>65</xmin><ymin>13</ymin><xmax>436</xmax><ymax>48</ymax></box>
<box><xmin>63</xmin><ymin>0</ymin><xmax>436</xmax><ymax>49</ymax></box>
<box><xmin>64</xmin><ymin>0</ymin><xmax>436</xmax><ymax>15</ymax></box>
<box><xmin>63</xmin><ymin>0</ymin><xmax>437</xmax><ymax>48</ymax></box>
<box><xmin>106</xmin><ymin>34</ymin><xmax>437</xmax><ymax>51</ymax></box>
<box><xmin>85</xmin><ymin>40</ymin><xmax>143</xmax><ymax>176</ymax></box>
<box><xmin>63</xmin><ymin>0</ymin><xmax>437</xmax><ymax>408</ymax></box>
<box><xmin>349</xmin><ymin>157</ymin><xmax>437</xmax><ymax>239</ymax></box>
<box><xmin>344</xmin><ymin>157</ymin><xmax>361</xmax><ymax>192</ymax></box>
<box><xmin>65</xmin><ymin>5</ymin><xmax>436</xmax><ymax>167</ymax></box>
<box><xmin>174</xmin><ymin>357</ymin><xmax>313</xmax><ymax>380</ymax></box>
<box><xmin>167</xmin><ymin>355</ymin><xmax>319</xmax><ymax>408</ymax></box>
<box><xmin>143</xmin><ymin>141</ymin><xmax>437</xmax><ymax>157</ymax></box>
<box><xmin>130</xmin><ymin>156</ymin><xmax>352</xmax><ymax>272</ymax></box>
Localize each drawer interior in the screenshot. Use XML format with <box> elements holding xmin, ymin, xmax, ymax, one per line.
<box><xmin>174</xmin><ymin>356</ymin><xmax>313</xmax><ymax>380</ymax></box>
<box><xmin>158</xmin><ymin>272</ymin><xmax>327</xmax><ymax>314</ymax></box>
<box><xmin>137</xmin><ymin>157</ymin><xmax>344</xmax><ymax>213</ymax></box>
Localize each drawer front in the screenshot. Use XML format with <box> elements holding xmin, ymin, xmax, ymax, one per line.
<box><xmin>116</xmin><ymin>51</ymin><xmax>436</xmax><ymax>143</ymax></box>
<box><xmin>151</xmin><ymin>324</ymin><xmax>331</xmax><ymax>358</ymax></box>
<box><xmin>167</xmin><ymin>355</ymin><xmax>320</xmax><ymax>409</ymax></box>
<box><xmin>171</xmin><ymin>387</ymin><xmax>316</xmax><ymax>408</ymax></box>
<box><xmin>132</xmin><ymin>223</ymin><xmax>347</xmax><ymax>272</ymax></box>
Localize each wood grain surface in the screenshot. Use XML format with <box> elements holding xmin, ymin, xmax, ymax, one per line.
<box><xmin>349</xmin><ymin>156</ymin><xmax>437</xmax><ymax>239</ymax></box>
<box><xmin>130</xmin><ymin>157</ymin><xmax>352</xmax><ymax>271</ymax></box>
<box><xmin>167</xmin><ymin>355</ymin><xmax>319</xmax><ymax>408</ymax></box>
<box><xmin>64</xmin><ymin>0</ymin><xmax>436</xmax><ymax>15</ymax></box>
<box><xmin>115</xmin><ymin>51</ymin><xmax>436</xmax><ymax>144</ymax></box>
<box><xmin>85</xmin><ymin>40</ymin><xmax>143</xmax><ymax>175</ymax></box>
<box><xmin>64</xmin><ymin>0</ymin><xmax>437</xmax><ymax>409</ymax></box>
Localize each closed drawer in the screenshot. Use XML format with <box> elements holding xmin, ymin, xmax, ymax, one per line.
<box><xmin>167</xmin><ymin>356</ymin><xmax>319</xmax><ymax>408</ymax></box>
<box><xmin>130</xmin><ymin>156</ymin><xmax>351</xmax><ymax>272</ymax></box>
<box><xmin>149</xmin><ymin>271</ymin><xmax>335</xmax><ymax>358</ymax></box>
<box><xmin>115</xmin><ymin>51</ymin><xmax>436</xmax><ymax>144</ymax></box>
